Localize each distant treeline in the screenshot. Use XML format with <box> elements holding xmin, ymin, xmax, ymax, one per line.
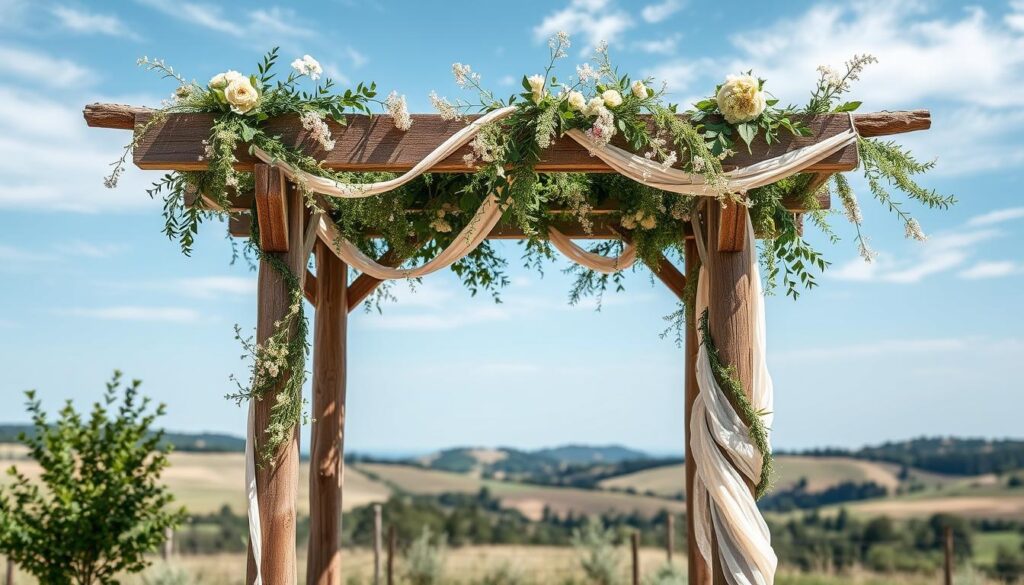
<box><xmin>782</xmin><ymin>437</ymin><xmax>1024</xmax><ymax>476</ymax></box>
<box><xmin>760</xmin><ymin>479</ymin><xmax>889</xmax><ymax>512</ymax></box>
<box><xmin>0</xmin><ymin>424</ymin><xmax>245</xmax><ymax>453</ymax></box>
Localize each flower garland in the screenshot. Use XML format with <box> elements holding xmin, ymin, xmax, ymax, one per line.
<box><xmin>106</xmin><ymin>37</ymin><xmax>952</xmax><ymax>458</ymax></box>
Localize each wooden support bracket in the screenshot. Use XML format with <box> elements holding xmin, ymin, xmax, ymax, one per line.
<box><xmin>346</xmin><ymin>244</ymin><xmax>422</xmax><ymax>312</ymax></box>
<box><xmin>254</xmin><ymin>164</ymin><xmax>290</xmax><ymax>252</ymax></box>
<box><xmin>654</xmin><ymin>255</ymin><xmax>688</xmax><ymax>302</ymax></box>
<box><xmin>717</xmin><ymin>200</ymin><xmax>747</xmax><ymax>253</ymax></box>
<box><xmin>304</xmin><ymin>269</ymin><xmax>318</xmax><ymax>306</ymax></box>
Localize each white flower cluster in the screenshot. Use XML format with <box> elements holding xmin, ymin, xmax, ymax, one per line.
<box><xmin>549</xmin><ymin>31</ymin><xmax>570</xmax><ymax>58</ymax></box>
<box><xmin>429</xmin><ymin>91</ymin><xmax>461</xmax><ymax>121</ymax></box>
<box><xmin>290</xmin><ymin>54</ymin><xmax>323</xmax><ymax>80</ymax></box>
<box><xmin>209</xmin><ymin>70</ymin><xmax>260</xmax><ymax>114</ymax></box>
<box><xmin>300</xmin><ymin>111</ymin><xmax>336</xmax><ymax>151</ymax></box>
<box><xmin>463</xmin><ymin>125</ymin><xmax>503</xmax><ymax>170</ymax></box>
<box><xmin>621</xmin><ymin>207</ymin><xmax>663</xmax><ymax>230</ymax></box>
<box><xmin>715</xmin><ymin>74</ymin><xmax>766</xmax><ymax>124</ymax></box>
<box><xmin>452</xmin><ymin>63</ymin><xmax>479</xmax><ymax>88</ymax></box>
<box><xmin>385</xmin><ymin>91</ymin><xmax>412</xmax><ymax>131</ymax></box>
<box><xmin>576</xmin><ymin>63</ymin><xmax>598</xmax><ymax>84</ymax></box>
<box><xmin>429</xmin><ymin>202</ymin><xmax>461</xmax><ymax>233</ymax></box>
<box><xmin>563</xmin><ymin>87</ymin><xmax>627</xmax><ymax>147</ymax></box>
<box><xmin>905</xmin><ymin>218</ymin><xmax>926</xmax><ymax>241</ymax></box>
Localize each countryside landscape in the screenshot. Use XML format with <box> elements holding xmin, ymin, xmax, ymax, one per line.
<box><xmin>4</xmin><ymin>428</ymin><xmax>1024</xmax><ymax>583</ymax></box>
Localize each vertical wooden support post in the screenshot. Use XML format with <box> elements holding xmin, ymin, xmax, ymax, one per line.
<box><xmin>684</xmin><ymin>239</ymin><xmax>711</xmax><ymax>585</ymax></box>
<box><xmin>631</xmin><ymin>531</ymin><xmax>640</xmax><ymax>585</ymax></box>
<box><xmin>944</xmin><ymin>525</ymin><xmax>954</xmax><ymax>585</ymax></box>
<box><xmin>666</xmin><ymin>514</ymin><xmax>674</xmax><ymax>563</ymax></box>
<box><xmin>386</xmin><ymin>525</ymin><xmax>397</xmax><ymax>585</ymax></box>
<box><xmin>705</xmin><ymin>201</ymin><xmax>757</xmax><ymax>585</ymax></box>
<box><xmin>162</xmin><ymin>527</ymin><xmax>173</xmax><ymax>561</ymax></box>
<box><xmin>307</xmin><ymin>240</ymin><xmax>349</xmax><ymax>585</ymax></box>
<box><xmin>246</xmin><ymin>165</ymin><xmax>305</xmax><ymax>585</ymax></box>
<box><xmin>373</xmin><ymin>504</ymin><xmax>383</xmax><ymax>585</ymax></box>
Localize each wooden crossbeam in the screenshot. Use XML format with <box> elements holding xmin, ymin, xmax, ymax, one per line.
<box><xmin>346</xmin><ymin>246</ymin><xmax>419</xmax><ymax>312</ymax></box>
<box><xmin>84</xmin><ymin>104</ymin><xmax>930</xmax><ymax>175</ymax></box>
<box><xmin>654</xmin><ymin>255</ymin><xmax>688</xmax><ymax>302</ymax></box>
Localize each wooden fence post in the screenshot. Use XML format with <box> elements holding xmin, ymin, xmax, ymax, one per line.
<box><xmin>5</xmin><ymin>557</ymin><xmax>13</xmax><ymax>585</ymax></box>
<box><xmin>162</xmin><ymin>527</ymin><xmax>173</xmax><ymax>561</ymax></box>
<box><xmin>373</xmin><ymin>505</ymin><xmax>383</xmax><ymax>585</ymax></box>
<box><xmin>666</xmin><ymin>514</ymin><xmax>674</xmax><ymax>563</ymax></box>
<box><xmin>684</xmin><ymin>239</ymin><xmax>711</xmax><ymax>585</ymax></box>
<box><xmin>387</xmin><ymin>525</ymin><xmax>397</xmax><ymax>585</ymax></box>
<box><xmin>307</xmin><ymin>238</ymin><xmax>350</xmax><ymax>585</ymax></box>
<box><xmin>631</xmin><ymin>531</ymin><xmax>640</xmax><ymax>585</ymax></box>
<box><xmin>245</xmin><ymin>166</ymin><xmax>305</xmax><ymax>585</ymax></box>
<box><xmin>705</xmin><ymin>201</ymin><xmax>757</xmax><ymax>585</ymax></box>
<box><xmin>944</xmin><ymin>525</ymin><xmax>954</xmax><ymax>585</ymax></box>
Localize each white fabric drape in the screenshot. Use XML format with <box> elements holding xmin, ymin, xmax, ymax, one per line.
<box><xmin>547</xmin><ymin>227</ymin><xmax>636</xmax><ymax>274</ymax></box>
<box><xmin>245</xmin><ymin>401</ymin><xmax>263</xmax><ymax>585</ymax></box>
<box><xmin>689</xmin><ymin>212</ymin><xmax>776</xmax><ymax>585</ymax></box>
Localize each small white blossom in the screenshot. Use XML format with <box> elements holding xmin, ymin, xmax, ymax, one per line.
<box><xmin>290</xmin><ymin>55</ymin><xmax>323</xmax><ymax>80</ymax></box>
<box><xmin>385</xmin><ymin>91</ymin><xmax>412</xmax><ymax>131</ymax></box>
<box><xmin>631</xmin><ymin>80</ymin><xmax>648</xmax><ymax>98</ymax></box>
<box><xmin>452</xmin><ymin>63</ymin><xmax>479</xmax><ymax>87</ymax></box>
<box><xmin>300</xmin><ymin>111</ymin><xmax>336</xmax><ymax>151</ymax></box>
<box><xmin>209</xmin><ymin>70</ymin><xmax>243</xmax><ymax>90</ymax></box>
<box><xmin>858</xmin><ymin>238</ymin><xmax>878</xmax><ymax>263</ymax></box>
<box><xmin>585</xmin><ymin>105</ymin><xmax>616</xmax><ymax>146</ymax></box>
<box><xmin>527</xmin><ymin>74</ymin><xmax>546</xmax><ymax>104</ymax></box>
<box><xmin>429</xmin><ymin>91</ymin><xmax>461</xmax><ymax>121</ymax></box>
<box><xmin>576</xmin><ymin>63</ymin><xmax>598</xmax><ymax>83</ymax></box>
<box><xmin>905</xmin><ymin>218</ymin><xmax>926</xmax><ymax>241</ymax></box>
<box><xmin>549</xmin><ymin>31</ymin><xmax>570</xmax><ymax>58</ymax></box>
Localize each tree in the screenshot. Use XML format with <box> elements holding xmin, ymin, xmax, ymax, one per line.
<box><xmin>0</xmin><ymin>371</ymin><xmax>187</xmax><ymax>584</ymax></box>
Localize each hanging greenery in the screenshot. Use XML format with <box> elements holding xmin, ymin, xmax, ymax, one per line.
<box><xmin>104</xmin><ymin>37</ymin><xmax>951</xmax><ymax>459</ymax></box>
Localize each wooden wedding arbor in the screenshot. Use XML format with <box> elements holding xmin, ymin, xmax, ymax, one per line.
<box><xmin>85</xmin><ymin>103</ymin><xmax>930</xmax><ymax>585</ymax></box>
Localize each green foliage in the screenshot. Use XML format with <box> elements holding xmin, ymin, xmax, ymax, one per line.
<box><xmin>141</xmin><ymin>564</ymin><xmax>194</xmax><ymax>585</ymax></box>
<box><xmin>404</xmin><ymin>526</ymin><xmax>448</xmax><ymax>585</ymax></box>
<box><xmin>641</xmin><ymin>563</ymin><xmax>686</xmax><ymax>585</ymax></box>
<box><xmin>0</xmin><ymin>372</ymin><xmax>186</xmax><ymax>585</ymax></box>
<box><xmin>473</xmin><ymin>562</ymin><xmax>528</xmax><ymax>585</ymax></box>
<box><xmin>572</xmin><ymin>520</ymin><xmax>624</xmax><ymax>585</ymax></box>
<box><xmin>698</xmin><ymin>310</ymin><xmax>773</xmax><ymax>498</ymax></box>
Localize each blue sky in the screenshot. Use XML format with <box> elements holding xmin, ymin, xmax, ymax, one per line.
<box><xmin>1</xmin><ymin>0</ymin><xmax>1023</xmax><ymax>455</ymax></box>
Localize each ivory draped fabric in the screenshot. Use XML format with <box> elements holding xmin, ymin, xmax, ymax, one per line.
<box><xmin>244</xmin><ymin>108</ymin><xmax>848</xmax><ymax>582</ymax></box>
<box><xmin>690</xmin><ymin>214</ymin><xmax>776</xmax><ymax>585</ymax></box>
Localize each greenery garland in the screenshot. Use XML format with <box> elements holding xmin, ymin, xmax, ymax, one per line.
<box><xmin>106</xmin><ymin>38</ymin><xmax>952</xmax><ymax>460</ymax></box>
<box><xmin>697</xmin><ymin>310</ymin><xmax>773</xmax><ymax>499</ymax></box>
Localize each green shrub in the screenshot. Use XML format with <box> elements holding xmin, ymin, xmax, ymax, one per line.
<box><xmin>404</xmin><ymin>526</ymin><xmax>447</xmax><ymax>585</ymax></box>
<box><xmin>641</xmin><ymin>562</ymin><xmax>686</xmax><ymax>585</ymax></box>
<box><xmin>572</xmin><ymin>520</ymin><xmax>624</xmax><ymax>585</ymax></box>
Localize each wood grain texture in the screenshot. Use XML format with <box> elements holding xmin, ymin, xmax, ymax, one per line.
<box><xmin>652</xmin><ymin>254</ymin><xmax>687</xmax><ymax>302</ymax></box>
<box><xmin>254</xmin><ymin>165</ymin><xmax>289</xmax><ymax>252</ymax></box>
<box><xmin>246</xmin><ymin>188</ymin><xmax>306</xmax><ymax>585</ymax></box>
<box><xmin>307</xmin><ymin>240</ymin><xmax>349</xmax><ymax>585</ymax></box>
<box><xmin>304</xmin><ymin>270</ymin><xmax>318</xmax><ymax>306</ymax></box>
<box><xmin>124</xmin><ymin>110</ymin><xmax>866</xmax><ymax>173</ymax></box>
<box><xmin>704</xmin><ymin>204</ymin><xmax>758</xmax><ymax>585</ymax></box>
<box><xmin>716</xmin><ymin>200</ymin><xmax>747</xmax><ymax>253</ymax></box>
<box><xmin>684</xmin><ymin>239</ymin><xmax>711</xmax><ymax>585</ymax></box>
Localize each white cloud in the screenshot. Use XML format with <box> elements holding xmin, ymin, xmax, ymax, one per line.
<box><xmin>53</xmin><ymin>240</ymin><xmax>125</xmax><ymax>259</ymax></box>
<box><xmin>968</xmin><ymin>206</ymin><xmax>1024</xmax><ymax>227</ymax></box>
<box><xmin>62</xmin><ymin>306</ymin><xmax>201</xmax><ymax>323</ymax></box>
<box><xmin>0</xmin><ymin>45</ymin><xmax>92</xmax><ymax>88</ymax></box>
<box><xmin>136</xmin><ymin>1</ymin><xmax>316</xmax><ymax>41</ymax></box>
<box><xmin>959</xmin><ymin>260</ymin><xmax>1020</xmax><ymax>279</ymax></box>
<box><xmin>176</xmin><ymin>276</ymin><xmax>256</xmax><ymax>299</ymax></box>
<box><xmin>534</xmin><ymin>0</ymin><xmax>634</xmax><ymax>51</ymax></box>
<box><xmin>830</xmin><ymin>228</ymin><xmax>1001</xmax><ymax>284</ymax></box>
<box><xmin>641</xmin><ymin>0</ymin><xmax>683</xmax><ymax>23</ymax></box>
<box><xmin>773</xmin><ymin>337</ymin><xmax>970</xmax><ymax>363</ymax></box>
<box><xmin>0</xmin><ymin>243</ymin><xmax>53</xmax><ymax>262</ymax></box>
<box><xmin>51</xmin><ymin>6</ymin><xmax>139</xmax><ymax>39</ymax></box>
<box><xmin>633</xmin><ymin>34</ymin><xmax>681</xmax><ymax>55</ymax></box>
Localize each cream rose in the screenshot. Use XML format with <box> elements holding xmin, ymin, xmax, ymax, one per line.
<box><xmin>527</xmin><ymin>74</ymin><xmax>546</xmax><ymax>104</ymax></box>
<box><xmin>224</xmin><ymin>77</ymin><xmax>260</xmax><ymax>114</ymax></box>
<box><xmin>583</xmin><ymin>97</ymin><xmax>605</xmax><ymax>117</ymax></box>
<box><xmin>566</xmin><ymin>90</ymin><xmax>586</xmax><ymax>111</ymax></box>
<box><xmin>209</xmin><ymin>70</ymin><xmax>243</xmax><ymax>89</ymax></box>
<box><xmin>602</xmin><ymin>89</ymin><xmax>623</xmax><ymax>108</ymax></box>
<box><xmin>631</xmin><ymin>80</ymin><xmax>648</xmax><ymax>99</ymax></box>
<box><xmin>715</xmin><ymin>74</ymin><xmax>767</xmax><ymax>124</ymax></box>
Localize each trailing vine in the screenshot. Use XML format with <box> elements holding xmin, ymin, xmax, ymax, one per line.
<box><xmin>698</xmin><ymin>310</ymin><xmax>773</xmax><ymax>499</ymax></box>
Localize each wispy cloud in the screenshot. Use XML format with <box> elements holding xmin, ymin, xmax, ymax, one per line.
<box><xmin>959</xmin><ymin>260</ymin><xmax>1021</xmax><ymax>280</ymax></box>
<box><xmin>640</xmin><ymin>0</ymin><xmax>683</xmax><ymax>23</ymax></box>
<box><xmin>51</xmin><ymin>5</ymin><xmax>140</xmax><ymax>40</ymax></box>
<box><xmin>534</xmin><ymin>0</ymin><xmax>634</xmax><ymax>52</ymax></box>
<box><xmin>61</xmin><ymin>306</ymin><xmax>201</xmax><ymax>323</ymax></box>
<box><xmin>633</xmin><ymin>34</ymin><xmax>681</xmax><ymax>55</ymax></box>
<box><xmin>0</xmin><ymin>45</ymin><xmax>92</xmax><ymax>88</ymax></box>
<box><xmin>175</xmin><ymin>276</ymin><xmax>256</xmax><ymax>299</ymax></box>
<box><xmin>968</xmin><ymin>206</ymin><xmax>1024</xmax><ymax>227</ymax></box>
<box><xmin>773</xmin><ymin>337</ymin><xmax>971</xmax><ymax>363</ymax></box>
<box><xmin>830</xmin><ymin>228</ymin><xmax>1001</xmax><ymax>284</ymax></box>
<box><xmin>53</xmin><ymin>240</ymin><xmax>125</xmax><ymax>259</ymax></box>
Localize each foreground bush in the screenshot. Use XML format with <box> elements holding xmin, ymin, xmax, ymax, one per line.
<box><xmin>0</xmin><ymin>371</ymin><xmax>186</xmax><ymax>585</ymax></box>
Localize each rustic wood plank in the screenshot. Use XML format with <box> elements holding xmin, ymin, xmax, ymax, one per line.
<box><xmin>307</xmin><ymin>239</ymin><xmax>348</xmax><ymax>585</ymax></box>
<box><xmin>304</xmin><ymin>270</ymin><xmax>317</xmax><ymax>306</ymax></box>
<box><xmin>125</xmin><ymin>111</ymin><xmax>868</xmax><ymax>173</ymax></box>
<box><xmin>653</xmin><ymin>255</ymin><xmax>687</xmax><ymax>301</ymax></box>
<box><xmin>254</xmin><ymin>165</ymin><xmax>289</xmax><ymax>252</ymax></box>
<box><xmin>717</xmin><ymin>200</ymin><xmax>747</xmax><ymax>253</ymax></box>
<box><xmin>246</xmin><ymin>188</ymin><xmax>305</xmax><ymax>585</ymax></box>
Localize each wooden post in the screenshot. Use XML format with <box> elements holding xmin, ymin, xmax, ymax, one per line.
<box><xmin>5</xmin><ymin>557</ymin><xmax>13</xmax><ymax>585</ymax></box>
<box><xmin>944</xmin><ymin>525</ymin><xmax>954</xmax><ymax>585</ymax></box>
<box><xmin>705</xmin><ymin>201</ymin><xmax>757</xmax><ymax>585</ymax></box>
<box><xmin>373</xmin><ymin>504</ymin><xmax>383</xmax><ymax>585</ymax></box>
<box><xmin>246</xmin><ymin>166</ymin><xmax>305</xmax><ymax>585</ymax></box>
<box><xmin>307</xmin><ymin>239</ymin><xmax>350</xmax><ymax>585</ymax></box>
<box><xmin>162</xmin><ymin>527</ymin><xmax>173</xmax><ymax>561</ymax></box>
<box><xmin>684</xmin><ymin>239</ymin><xmax>711</xmax><ymax>585</ymax></box>
<box><xmin>666</xmin><ymin>514</ymin><xmax>674</xmax><ymax>563</ymax></box>
<box><xmin>386</xmin><ymin>525</ymin><xmax>397</xmax><ymax>585</ymax></box>
<box><xmin>631</xmin><ymin>531</ymin><xmax>640</xmax><ymax>585</ymax></box>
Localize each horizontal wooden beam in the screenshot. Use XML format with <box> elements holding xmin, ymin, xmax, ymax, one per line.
<box><xmin>81</xmin><ymin>104</ymin><xmax>930</xmax><ymax>175</ymax></box>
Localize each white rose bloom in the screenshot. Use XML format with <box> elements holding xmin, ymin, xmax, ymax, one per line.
<box><xmin>224</xmin><ymin>77</ymin><xmax>260</xmax><ymax>114</ymax></box>
<box><xmin>584</xmin><ymin>97</ymin><xmax>605</xmax><ymax>117</ymax></box>
<box><xmin>291</xmin><ymin>55</ymin><xmax>323</xmax><ymax>80</ymax></box>
<box><xmin>566</xmin><ymin>90</ymin><xmax>586</xmax><ymax>111</ymax></box>
<box><xmin>715</xmin><ymin>74</ymin><xmax>767</xmax><ymax>124</ymax></box>
<box><xmin>209</xmin><ymin>70</ymin><xmax>243</xmax><ymax>89</ymax></box>
<box><xmin>527</xmin><ymin>74</ymin><xmax>546</xmax><ymax>104</ymax></box>
<box><xmin>631</xmin><ymin>80</ymin><xmax>648</xmax><ymax>99</ymax></box>
<box><xmin>602</xmin><ymin>89</ymin><xmax>623</xmax><ymax>108</ymax></box>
